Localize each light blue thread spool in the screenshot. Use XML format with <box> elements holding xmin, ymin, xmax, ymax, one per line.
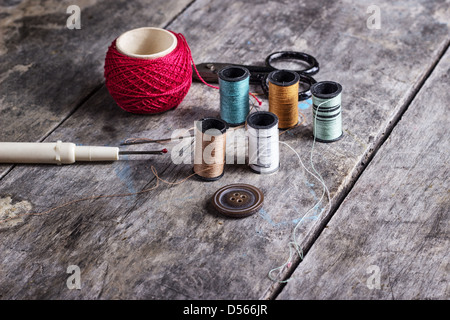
<box><xmin>310</xmin><ymin>81</ymin><xmax>343</xmax><ymax>142</ymax></box>
<box><xmin>218</xmin><ymin>66</ymin><xmax>250</xmax><ymax>126</ymax></box>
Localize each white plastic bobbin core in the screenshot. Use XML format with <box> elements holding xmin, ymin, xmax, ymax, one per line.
<box><xmin>115</xmin><ymin>27</ymin><xmax>178</xmax><ymax>59</ymax></box>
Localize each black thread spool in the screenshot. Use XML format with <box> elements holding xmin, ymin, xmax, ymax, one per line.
<box><xmin>193</xmin><ymin>117</ymin><xmax>229</xmax><ymax>181</ymax></box>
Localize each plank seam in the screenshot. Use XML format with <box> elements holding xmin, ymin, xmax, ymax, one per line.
<box><xmin>163</xmin><ymin>0</ymin><xmax>197</xmax><ymax>29</ymax></box>
<box><xmin>38</xmin><ymin>83</ymin><xmax>105</xmax><ymax>143</ymax></box>
<box><xmin>0</xmin><ymin>0</ymin><xmax>198</xmax><ymax>185</ymax></box>
<box><xmin>0</xmin><ymin>83</ymin><xmax>103</xmax><ymax>184</ymax></box>
<box><xmin>269</xmin><ymin>38</ymin><xmax>450</xmax><ymax>300</ymax></box>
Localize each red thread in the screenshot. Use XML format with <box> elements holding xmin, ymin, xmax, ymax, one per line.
<box><xmin>104</xmin><ymin>31</ymin><xmax>261</xmax><ymax>114</ymax></box>
<box><xmin>104</xmin><ymin>32</ymin><xmax>193</xmax><ymax>114</ymax></box>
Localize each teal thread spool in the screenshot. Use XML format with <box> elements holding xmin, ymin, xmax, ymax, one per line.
<box><xmin>310</xmin><ymin>81</ymin><xmax>343</xmax><ymax>142</ymax></box>
<box><xmin>218</xmin><ymin>66</ymin><xmax>250</xmax><ymax>126</ymax></box>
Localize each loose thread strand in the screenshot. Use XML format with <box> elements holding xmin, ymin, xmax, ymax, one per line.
<box><xmin>0</xmin><ymin>165</ymin><xmax>213</xmax><ymax>226</ymax></box>
<box><xmin>268</xmin><ymin>100</ymin><xmax>331</xmax><ymax>283</ymax></box>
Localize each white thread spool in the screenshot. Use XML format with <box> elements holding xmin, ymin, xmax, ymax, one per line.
<box><xmin>247</xmin><ymin>111</ymin><xmax>279</xmax><ymax>174</ymax></box>
<box><xmin>115</xmin><ymin>27</ymin><xmax>177</xmax><ymax>59</ymax></box>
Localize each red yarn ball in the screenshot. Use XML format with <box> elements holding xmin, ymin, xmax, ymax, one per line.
<box><xmin>104</xmin><ymin>32</ymin><xmax>193</xmax><ymax>114</ymax></box>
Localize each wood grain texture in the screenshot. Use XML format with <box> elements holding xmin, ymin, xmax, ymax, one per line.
<box><xmin>278</xmin><ymin>49</ymin><xmax>450</xmax><ymax>300</ymax></box>
<box><xmin>0</xmin><ymin>0</ymin><xmax>193</xmax><ymax>178</ymax></box>
<box><xmin>0</xmin><ymin>0</ymin><xmax>449</xmax><ymax>299</ymax></box>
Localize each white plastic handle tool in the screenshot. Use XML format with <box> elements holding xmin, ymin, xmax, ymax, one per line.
<box><xmin>0</xmin><ymin>141</ymin><xmax>119</xmax><ymax>165</ymax></box>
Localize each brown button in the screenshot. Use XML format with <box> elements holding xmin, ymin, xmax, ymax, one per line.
<box><xmin>212</xmin><ymin>184</ymin><xmax>264</xmax><ymax>218</ymax></box>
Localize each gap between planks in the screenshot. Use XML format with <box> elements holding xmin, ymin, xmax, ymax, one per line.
<box><xmin>1</xmin><ymin>0</ymin><xmax>448</xmax><ymax>299</ymax></box>
<box><xmin>0</xmin><ymin>0</ymin><xmax>198</xmax><ymax>184</ymax></box>
<box><xmin>268</xmin><ymin>39</ymin><xmax>450</xmax><ymax>300</ymax></box>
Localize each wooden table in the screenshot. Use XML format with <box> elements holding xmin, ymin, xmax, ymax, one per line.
<box><xmin>0</xmin><ymin>0</ymin><xmax>448</xmax><ymax>300</ymax></box>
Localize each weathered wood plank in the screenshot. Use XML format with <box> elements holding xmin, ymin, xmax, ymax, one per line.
<box><xmin>0</xmin><ymin>0</ymin><xmax>449</xmax><ymax>299</ymax></box>
<box><xmin>0</xmin><ymin>0</ymin><xmax>193</xmax><ymax>178</ymax></box>
<box><xmin>278</xmin><ymin>48</ymin><xmax>450</xmax><ymax>300</ymax></box>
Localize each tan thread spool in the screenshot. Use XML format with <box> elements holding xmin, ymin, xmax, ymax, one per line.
<box><xmin>268</xmin><ymin>70</ymin><xmax>300</xmax><ymax>129</ymax></box>
<box><xmin>193</xmin><ymin>118</ymin><xmax>228</xmax><ymax>181</ymax></box>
